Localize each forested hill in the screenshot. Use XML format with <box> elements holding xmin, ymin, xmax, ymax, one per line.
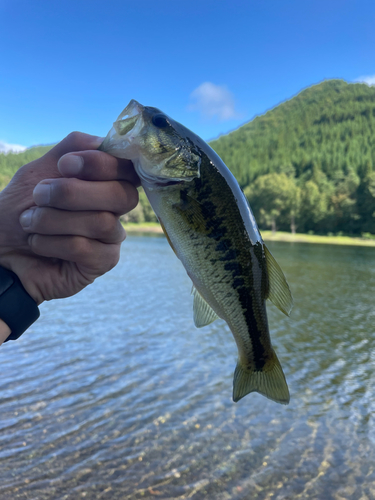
<box><xmin>0</xmin><ymin>145</ymin><xmax>53</xmax><ymax>190</ymax></box>
<box><xmin>210</xmin><ymin>79</ymin><xmax>375</xmax><ymax>235</ymax></box>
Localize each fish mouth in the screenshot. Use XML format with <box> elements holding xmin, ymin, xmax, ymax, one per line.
<box><xmin>145</xmin><ymin>177</ymin><xmax>184</xmax><ymax>189</ymax></box>
<box><xmin>116</xmin><ymin>99</ymin><xmax>144</xmax><ymax>123</ymax></box>
<box><xmin>99</xmin><ymin>100</ymin><xmax>144</xmax><ymax>156</ymax></box>
<box><xmin>137</xmin><ymin>162</ymin><xmax>184</xmax><ymax>189</ymax></box>
<box><xmin>113</xmin><ymin>99</ymin><xmax>145</xmax><ymax>144</ymax></box>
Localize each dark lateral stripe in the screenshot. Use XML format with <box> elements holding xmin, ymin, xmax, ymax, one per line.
<box><xmin>218</xmin><ymin>240</ymin><xmax>267</xmax><ymax>371</ymax></box>
<box><xmin>227</xmin><ymin>255</ymin><xmax>267</xmax><ymax>372</ymax></box>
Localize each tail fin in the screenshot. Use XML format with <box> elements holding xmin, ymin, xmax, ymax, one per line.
<box><xmin>233</xmin><ymin>353</ymin><xmax>290</xmax><ymax>404</ymax></box>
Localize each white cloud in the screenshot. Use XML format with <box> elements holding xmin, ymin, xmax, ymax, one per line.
<box><xmin>355</xmin><ymin>74</ymin><xmax>375</xmax><ymax>86</ymax></box>
<box><xmin>188</xmin><ymin>82</ymin><xmax>240</xmax><ymax>121</ymax></box>
<box><xmin>0</xmin><ymin>141</ymin><xmax>27</xmax><ymax>154</ymax></box>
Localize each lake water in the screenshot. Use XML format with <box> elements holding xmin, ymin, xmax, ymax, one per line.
<box><xmin>1</xmin><ymin>236</ymin><xmax>375</xmax><ymax>500</ymax></box>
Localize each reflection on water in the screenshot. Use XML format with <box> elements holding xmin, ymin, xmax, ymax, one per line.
<box><xmin>1</xmin><ymin>237</ymin><xmax>375</xmax><ymax>499</ymax></box>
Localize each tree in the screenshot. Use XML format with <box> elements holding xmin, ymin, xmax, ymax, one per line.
<box><xmin>244</xmin><ymin>173</ymin><xmax>300</xmax><ymax>234</ymax></box>
<box><xmin>299</xmin><ymin>180</ymin><xmax>328</xmax><ymax>233</ymax></box>
<box><xmin>356</xmin><ymin>172</ymin><xmax>375</xmax><ymax>234</ymax></box>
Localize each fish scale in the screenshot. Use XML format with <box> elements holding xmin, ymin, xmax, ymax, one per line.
<box><xmin>99</xmin><ymin>99</ymin><xmax>293</xmax><ymax>404</ymax></box>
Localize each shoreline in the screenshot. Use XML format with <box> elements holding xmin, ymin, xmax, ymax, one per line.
<box><xmin>122</xmin><ymin>223</ymin><xmax>375</xmax><ymax>247</ymax></box>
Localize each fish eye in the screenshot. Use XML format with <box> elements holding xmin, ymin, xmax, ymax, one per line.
<box><xmin>152</xmin><ymin>113</ymin><xmax>169</xmax><ymax>128</ymax></box>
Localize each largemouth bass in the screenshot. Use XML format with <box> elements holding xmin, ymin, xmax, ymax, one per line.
<box><xmin>99</xmin><ymin>100</ymin><xmax>293</xmax><ymax>404</ymax></box>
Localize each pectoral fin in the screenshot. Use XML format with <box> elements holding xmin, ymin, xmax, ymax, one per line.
<box><xmin>192</xmin><ymin>286</ymin><xmax>219</xmax><ymax>327</ymax></box>
<box><xmin>159</xmin><ymin>217</ymin><xmax>178</xmax><ymax>257</ymax></box>
<box><xmin>264</xmin><ymin>244</ymin><xmax>293</xmax><ymax>316</ymax></box>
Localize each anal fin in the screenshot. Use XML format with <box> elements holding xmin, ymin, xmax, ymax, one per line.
<box><xmin>264</xmin><ymin>244</ymin><xmax>293</xmax><ymax>316</ymax></box>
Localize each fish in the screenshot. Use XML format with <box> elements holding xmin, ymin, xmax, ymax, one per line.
<box><xmin>99</xmin><ymin>100</ymin><xmax>293</xmax><ymax>404</ymax></box>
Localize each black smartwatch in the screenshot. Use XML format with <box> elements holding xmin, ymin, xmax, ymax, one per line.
<box><xmin>0</xmin><ymin>266</ymin><xmax>40</xmax><ymax>342</ymax></box>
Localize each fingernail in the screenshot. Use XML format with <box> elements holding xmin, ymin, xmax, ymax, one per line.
<box><xmin>88</xmin><ymin>135</ymin><xmax>105</xmax><ymax>147</ymax></box>
<box><xmin>33</xmin><ymin>183</ymin><xmax>51</xmax><ymax>205</ymax></box>
<box><xmin>20</xmin><ymin>208</ymin><xmax>35</xmax><ymax>228</ymax></box>
<box><xmin>57</xmin><ymin>154</ymin><xmax>84</xmax><ymax>176</ymax></box>
<box><xmin>92</xmin><ymin>136</ymin><xmax>105</xmax><ymax>144</ymax></box>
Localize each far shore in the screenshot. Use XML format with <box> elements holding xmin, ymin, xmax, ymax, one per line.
<box><xmin>122</xmin><ymin>222</ymin><xmax>375</xmax><ymax>248</ymax></box>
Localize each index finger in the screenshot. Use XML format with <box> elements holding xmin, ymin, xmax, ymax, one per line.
<box><xmin>57</xmin><ymin>149</ymin><xmax>141</xmax><ymax>186</ymax></box>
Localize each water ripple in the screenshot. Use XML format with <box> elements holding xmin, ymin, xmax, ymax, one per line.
<box><xmin>1</xmin><ymin>237</ymin><xmax>375</xmax><ymax>499</ymax></box>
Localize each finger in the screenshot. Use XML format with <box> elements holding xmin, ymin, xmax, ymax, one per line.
<box><xmin>8</xmin><ymin>133</ymin><xmax>109</xmax><ymax>192</ymax></box>
<box><xmin>57</xmin><ymin>150</ymin><xmax>140</xmax><ymax>186</ymax></box>
<box><xmin>28</xmin><ymin>234</ymin><xmax>121</xmax><ymax>274</ymax></box>
<box><xmin>33</xmin><ymin>178</ymin><xmax>139</xmax><ymax>215</ymax></box>
<box><xmin>46</xmin><ymin>132</ymin><xmax>105</xmax><ymax>160</ymax></box>
<box><xmin>20</xmin><ymin>207</ymin><xmax>126</xmax><ymax>244</ymax></box>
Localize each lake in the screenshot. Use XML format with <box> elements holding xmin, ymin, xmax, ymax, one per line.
<box><xmin>1</xmin><ymin>236</ymin><xmax>375</xmax><ymax>500</ymax></box>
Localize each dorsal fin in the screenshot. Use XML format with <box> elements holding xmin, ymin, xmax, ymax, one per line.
<box><xmin>264</xmin><ymin>244</ymin><xmax>293</xmax><ymax>316</ymax></box>
<box><xmin>192</xmin><ymin>286</ymin><xmax>219</xmax><ymax>327</ymax></box>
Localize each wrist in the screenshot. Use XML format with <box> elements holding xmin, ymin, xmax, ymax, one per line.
<box><xmin>0</xmin><ymin>266</ymin><xmax>40</xmax><ymax>342</ymax></box>
<box><xmin>0</xmin><ymin>253</ymin><xmax>44</xmax><ymax>306</ymax></box>
<box><xmin>0</xmin><ymin>319</ymin><xmax>11</xmax><ymax>345</ymax></box>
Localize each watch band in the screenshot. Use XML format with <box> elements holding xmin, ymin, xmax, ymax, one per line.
<box><xmin>0</xmin><ymin>266</ymin><xmax>40</xmax><ymax>342</ymax></box>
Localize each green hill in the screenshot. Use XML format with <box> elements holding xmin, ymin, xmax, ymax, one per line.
<box><xmin>2</xmin><ymin>79</ymin><xmax>375</xmax><ymax>235</ymax></box>
<box><xmin>210</xmin><ymin>79</ymin><xmax>375</xmax><ymax>235</ymax></box>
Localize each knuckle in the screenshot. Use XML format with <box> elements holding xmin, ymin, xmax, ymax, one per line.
<box><xmin>118</xmin><ymin>183</ymin><xmax>139</xmax><ymax>214</ymax></box>
<box><xmin>71</xmin><ymin>236</ymin><xmax>92</xmax><ymax>259</ymax></box>
<box><xmin>105</xmin><ymin>246</ymin><xmax>121</xmax><ymax>271</ymax></box>
<box><xmin>49</xmin><ymin>131</ymin><xmax>100</xmax><ymax>159</ymax></box>
<box><xmin>128</xmin><ymin>186</ymin><xmax>139</xmax><ymax>211</ymax></box>
<box><xmin>51</xmin><ymin>179</ymin><xmax>77</xmax><ymax>205</ymax></box>
<box><xmin>89</xmin><ymin>244</ymin><xmax>120</xmax><ymax>275</ymax></box>
<box><xmin>65</xmin><ymin>131</ymin><xmax>86</xmax><ymax>150</ymax></box>
<box><xmin>94</xmin><ymin>212</ymin><xmax>122</xmax><ymax>241</ymax></box>
<box><xmin>99</xmin><ymin>211</ymin><xmax>117</xmax><ymax>233</ymax></box>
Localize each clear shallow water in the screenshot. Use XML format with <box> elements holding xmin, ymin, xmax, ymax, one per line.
<box><xmin>1</xmin><ymin>236</ymin><xmax>375</xmax><ymax>499</ymax></box>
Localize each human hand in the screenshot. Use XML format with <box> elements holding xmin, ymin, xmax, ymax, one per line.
<box><xmin>0</xmin><ymin>132</ymin><xmax>139</xmax><ymax>308</ymax></box>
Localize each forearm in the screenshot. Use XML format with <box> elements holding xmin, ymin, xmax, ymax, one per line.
<box><xmin>0</xmin><ymin>319</ymin><xmax>11</xmax><ymax>346</ymax></box>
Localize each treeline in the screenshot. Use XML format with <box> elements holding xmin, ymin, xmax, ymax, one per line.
<box><xmin>210</xmin><ymin>79</ymin><xmax>375</xmax><ymax>235</ymax></box>
<box><xmin>2</xmin><ymin>79</ymin><xmax>375</xmax><ymax>235</ymax></box>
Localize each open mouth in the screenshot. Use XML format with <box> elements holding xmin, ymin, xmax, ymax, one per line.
<box><xmin>116</xmin><ymin>99</ymin><xmax>144</xmax><ymax>122</ymax></box>
<box><xmin>154</xmin><ymin>179</ymin><xmax>183</xmax><ymax>188</ymax></box>
<box><xmin>99</xmin><ymin>100</ymin><xmax>144</xmax><ymax>155</ymax></box>
<box><xmin>113</xmin><ymin>100</ymin><xmax>144</xmax><ymax>138</ymax></box>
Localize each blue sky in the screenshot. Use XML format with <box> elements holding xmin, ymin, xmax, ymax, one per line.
<box><xmin>1</xmin><ymin>0</ymin><xmax>375</xmax><ymax>152</ymax></box>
